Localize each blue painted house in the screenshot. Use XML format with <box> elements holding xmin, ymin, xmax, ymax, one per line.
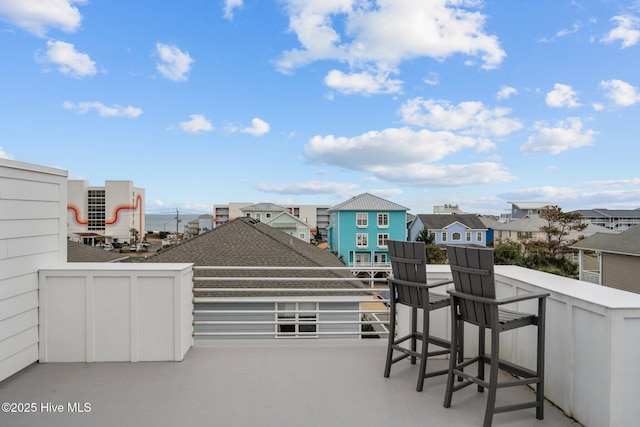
<box><xmin>328</xmin><ymin>193</ymin><xmax>408</xmax><ymax>267</ymax></box>
<box><xmin>408</xmin><ymin>214</ymin><xmax>489</xmax><ymax>246</ymax></box>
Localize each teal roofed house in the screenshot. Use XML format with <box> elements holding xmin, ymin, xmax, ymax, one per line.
<box><xmin>328</xmin><ymin>193</ymin><xmax>408</xmax><ymax>267</ymax></box>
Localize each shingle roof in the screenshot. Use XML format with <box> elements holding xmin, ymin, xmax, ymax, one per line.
<box><xmin>416</xmin><ymin>214</ymin><xmax>487</xmax><ymax>230</ymax></box>
<box><xmin>509</xmin><ymin>201</ymin><xmax>553</xmax><ymax>209</ymax></box>
<box><xmin>572</xmin><ymin>225</ymin><xmax>640</xmax><ymax>256</ymax></box>
<box><xmin>572</xmin><ymin>208</ymin><xmax>640</xmax><ymax>219</ymax></box>
<box><xmin>146</xmin><ymin>217</ymin><xmax>365</xmax><ymax>296</ymax></box>
<box><xmin>330</xmin><ymin>193</ymin><xmax>408</xmax><ymax>211</ymax></box>
<box><xmin>67</xmin><ymin>241</ymin><xmax>128</xmax><ymax>263</ymax></box>
<box><xmin>240</xmin><ymin>202</ymin><xmax>287</xmax><ymax>212</ymax></box>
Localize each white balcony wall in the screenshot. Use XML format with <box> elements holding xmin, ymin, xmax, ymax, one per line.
<box><xmin>0</xmin><ymin>159</ymin><xmax>67</xmax><ymax>382</ymax></box>
<box><xmin>404</xmin><ymin>265</ymin><xmax>640</xmax><ymax>427</ymax></box>
<box><xmin>39</xmin><ymin>263</ymin><xmax>193</xmax><ymax>362</ymax></box>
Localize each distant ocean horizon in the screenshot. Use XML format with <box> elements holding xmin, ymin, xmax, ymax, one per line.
<box><xmin>145</xmin><ymin>214</ymin><xmax>202</xmax><ymax>233</ymax></box>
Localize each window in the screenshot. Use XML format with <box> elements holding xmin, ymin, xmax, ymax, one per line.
<box><xmin>277</xmin><ymin>303</ymin><xmax>317</xmax><ymax>338</ymax></box>
<box><xmin>374</xmin><ymin>253</ymin><xmax>388</xmax><ymax>265</ymax></box>
<box><xmin>377</xmin><ymin>233</ymin><xmax>389</xmax><ymax>248</ymax></box>
<box><xmin>356</xmin><ymin>213</ymin><xmax>368</xmax><ymax>228</ymax></box>
<box><xmin>354</xmin><ymin>253</ymin><xmax>371</xmax><ymax>265</ymax></box>
<box><xmin>477</xmin><ymin>232</ymin><xmax>483</xmax><ymax>242</ymax></box>
<box><xmin>377</xmin><ymin>213</ymin><xmax>389</xmax><ymax>228</ymax></box>
<box><xmin>466</xmin><ymin>232</ymin><xmax>471</xmax><ymax>242</ymax></box>
<box><xmin>452</xmin><ymin>232</ymin><xmax>461</xmax><ymax>241</ymax></box>
<box><xmin>356</xmin><ymin>233</ymin><xmax>368</xmax><ymax>248</ymax></box>
<box><xmin>442</xmin><ymin>232</ymin><xmax>447</xmax><ymax>242</ymax></box>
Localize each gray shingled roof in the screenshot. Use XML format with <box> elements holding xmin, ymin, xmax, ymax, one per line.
<box><xmin>330</xmin><ymin>193</ymin><xmax>408</xmax><ymax>211</ymax></box>
<box><xmin>572</xmin><ymin>225</ymin><xmax>640</xmax><ymax>256</ymax></box>
<box><xmin>572</xmin><ymin>208</ymin><xmax>640</xmax><ymax>219</ymax></box>
<box><xmin>67</xmin><ymin>241</ymin><xmax>129</xmax><ymax>263</ymax></box>
<box><xmin>240</xmin><ymin>202</ymin><xmax>287</xmax><ymax>212</ymax></box>
<box><xmin>417</xmin><ymin>214</ymin><xmax>487</xmax><ymax>230</ymax></box>
<box><xmin>146</xmin><ymin>217</ymin><xmax>365</xmax><ymax>297</ymax></box>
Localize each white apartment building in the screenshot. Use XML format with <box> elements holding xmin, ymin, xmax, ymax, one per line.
<box><xmin>68</xmin><ymin>180</ymin><xmax>145</xmax><ymax>245</ymax></box>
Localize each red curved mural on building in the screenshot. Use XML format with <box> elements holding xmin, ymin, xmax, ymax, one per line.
<box><xmin>68</xmin><ymin>194</ymin><xmax>144</xmax><ymax>235</ymax></box>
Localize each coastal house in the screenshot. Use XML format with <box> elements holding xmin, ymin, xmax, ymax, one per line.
<box><xmin>571</xmin><ymin>208</ymin><xmax>640</xmax><ymax>232</ymax></box>
<box><xmin>572</xmin><ymin>225</ymin><xmax>640</xmax><ymax>293</ymax></box>
<box><xmin>407</xmin><ymin>213</ymin><xmax>488</xmax><ymax>246</ymax></box>
<box><xmin>328</xmin><ymin>193</ymin><xmax>408</xmax><ymax>267</ymax></box>
<box><xmin>501</xmin><ymin>201</ymin><xmax>552</xmax><ymax>222</ymax></box>
<box><xmin>495</xmin><ymin>214</ymin><xmax>616</xmax><ymax>244</ymax></box>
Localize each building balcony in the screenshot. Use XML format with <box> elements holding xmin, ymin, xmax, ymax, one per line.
<box><xmin>2</xmin><ymin>263</ymin><xmax>640</xmax><ymax>427</ymax></box>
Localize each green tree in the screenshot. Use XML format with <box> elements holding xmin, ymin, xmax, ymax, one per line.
<box><xmin>129</xmin><ymin>228</ymin><xmax>139</xmax><ymax>248</ymax></box>
<box><xmin>525</xmin><ymin>205</ymin><xmax>587</xmax><ymax>257</ymax></box>
<box><xmin>415</xmin><ymin>228</ymin><xmax>445</xmax><ymax>263</ymax></box>
<box><xmin>415</xmin><ymin>227</ymin><xmax>436</xmax><ymax>244</ymax></box>
<box><xmin>493</xmin><ymin>240</ymin><xmax>524</xmax><ymax>265</ymax></box>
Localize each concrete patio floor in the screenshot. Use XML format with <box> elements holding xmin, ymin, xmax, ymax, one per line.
<box><xmin>0</xmin><ymin>339</ymin><xmax>581</xmax><ymax>427</ymax></box>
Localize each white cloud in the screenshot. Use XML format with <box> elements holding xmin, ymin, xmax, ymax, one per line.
<box><xmin>276</xmin><ymin>0</ymin><xmax>505</xmax><ymax>91</ymax></box>
<box><xmin>223</xmin><ymin>0</ymin><xmax>243</xmax><ymax>20</ymax></box>
<box><xmin>304</xmin><ymin>126</ymin><xmax>515</xmax><ymax>187</ymax></box>
<box><xmin>496</xmin><ymin>85</ymin><xmax>517</xmax><ymax>100</ymax></box>
<box><xmin>255</xmin><ymin>181</ymin><xmax>359</xmax><ymax>195</ymax></box>
<box><xmin>0</xmin><ymin>146</ymin><xmax>15</xmax><ymax>160</ymax></box>
<box><xmin>545</xmin><ymin>83</ymin><xmax>580</xmax><ymax>108</ymax></box>
<box><xmin>155</xmin><ymin>43</ymin><xmax>194</xmax><ymax>82</ymax></box>
<box><xmin>324</xmin><ymin>69</ymin><xmax>402</xmax><ymax>95</ymax></box>
<box><xmin>178</xmin><ymin>114</ymin><xmax>213</xmax><ymax>133</ymax></box>
<box><xmin>40</xmin><ymin>40</ymin><xmax>96</xmax><ymax>78</ymax></box>
<box><xmin>0</xmin><ymin>0</ymin><xmax>85</xmax><ymax>37</ymax></box>
<box><xmin>63</xmin><ymin>101</ymin><xmax>142</xmax><ymax>117</ymax></box>
<box><xmin>399</xmin><ymin>98</ymin><xmax>522</xmax><ymax>137</ymax></box>
<box><xmin>601</xmin><ymin>14</ymin><xmax>640</xmax><ymax>48</ymax></box>
<box><xmin>241</xmin><ymin>118</ymin><xmax>270</xmax><ymax>136</ymax></box>
<box><xmin>374</xmin><ymin>162</ymin><xmax>516</xmax><ymax>187</ymax></box>
<box><xmin>423</xmin><ymin>72</ymin><xmax>439</xmax><ymax>86</ymax></box>
<box><xmin>520</xmin><ymin>118</ymin><xmax>596</xmax><ymax>154</ymax></box>
<box><xmin>600</xmin><ymin>79</ymin><xmax>640</xmax><ymax>106</ymax></box>
<box><xmin>556</xmin><ymin>21</ymin><xmax>583</xmax><ymax>38</ymax></box>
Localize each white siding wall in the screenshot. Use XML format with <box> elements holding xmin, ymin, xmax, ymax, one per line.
<box><xmin>0</xmin><ymin>159</ymin><xmax>67</xmax><ymax>382</ymax></box>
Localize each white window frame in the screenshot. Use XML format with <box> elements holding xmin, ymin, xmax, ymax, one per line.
<box><xmin>276</xmin><ymin>302</ymin><xmax>318</xmax><ymax>338</ymax></box>
<box><xmin>377</xmin><ymin>233</ymin><xmax>389</xmax><ymax>248</ymax></box>
<box><xmin>477</xmin><ymin>232</ymin><xmax>483</xmax><ymax>242</ymax></box>
<box><xmin>354</xmin><ymin>252</ymin><xmax>371</xmax><ymax>265</ymax></box>
<box><xmin>356</xmin><ymin>213</ymin><xmax>368</xmax><ymax>228</ymax></box>
<box><xmin>466</xmin><ymin>232</ymin><xmax>471</xmax><ymax>242</ymax></box>
<box><xmin>356</xmin><ymin>233</ymin><xmax>368</xmax><ymax>248</ymax></box>
<box><xmin>377</xmin><ymin>213</ymin><xmax>389</xmax><ymax>228</ymax></box>
<box><xmin>452</xmin><ymin>232</ymin><xmax>462</xmax><ymax>241</ymax></box>
<box><xmin>442</xmin><ymin>232</ymin><xmax>447</xmax><ymax>242</ymax></box>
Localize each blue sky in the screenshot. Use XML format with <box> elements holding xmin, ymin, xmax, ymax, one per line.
<box><xmin>1</xmin><ymin>1</ymin><xmax>639</xmax><ymax>216</ymax></box>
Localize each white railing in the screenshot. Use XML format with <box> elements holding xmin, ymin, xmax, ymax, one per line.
<box><xmin>192</xmin><ymin>266</ymin><xmax>391</xmax><ymax>339</ymax></box>
<box><xmin>581</xmin><ymin>269</ymin><xmax>600</xmax><ymax>284</ymax></box>
<box><xmin>418</xmin><ymin>264</ymin><xmax>640</xmax><ymax>427</ymax></box>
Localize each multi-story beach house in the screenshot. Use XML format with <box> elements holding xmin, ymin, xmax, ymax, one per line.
<box><xmin>327</xmin><ymin>193</ymin><xmax>408</xmax><ymax>267</ymax></box>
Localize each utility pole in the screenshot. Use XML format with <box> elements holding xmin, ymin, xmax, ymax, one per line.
<box><xmin>175</xmin><ymin>209</ymin><xmax>181</xmax><ymax>235</ymax></box>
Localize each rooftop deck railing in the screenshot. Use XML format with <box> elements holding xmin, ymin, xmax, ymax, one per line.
<box><xmin>192</xmin><ymin>265</ymin><xmax>391</xmax><ymax>339</ymax></box>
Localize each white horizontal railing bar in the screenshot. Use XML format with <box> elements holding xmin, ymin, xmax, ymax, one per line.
<box><xmin>194</xmin><ymin>320</ymin><xmax>388</xmax><ymax>325</ymax></box>
<box><xmin>193</xmin><ymin>331</ymin><xmax>386</xmax><ymax>337</ymax></box>
<box><xmin>194</xmin><ymin>309</ymin><xmax>388</xmax><ymax>315</ymax></box>
<box><xmin>194</xmin><ymin>277</ymin><xmax>388</xmax><ymax>282</ymax></box>
<box><xmin>194</xmin><ymin>266</ymin><xmax>391</xmax><ymax>271</ymax></box>
<box><xmin>194</xmin><ymin>287</ymin><xmax>386</xmax><ymax>293</ymax></box>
